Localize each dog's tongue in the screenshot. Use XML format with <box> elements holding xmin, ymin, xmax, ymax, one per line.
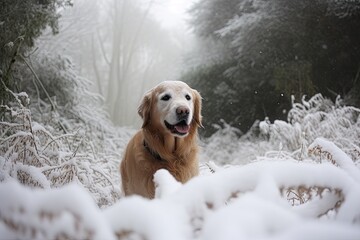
<box><xmin>175</xmin><ymin>124</ymin><xmax>190</xmax><ymax>134</ymax></box>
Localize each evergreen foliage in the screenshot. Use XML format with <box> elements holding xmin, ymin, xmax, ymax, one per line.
<box><xmin>183</xmin><ymin>0</ymin><xmax>360</xmax><ymax>136</ymax></box>
<box><xmin>0</xmin><ymin>0</ymin><xmax>72</xmax><ymax>102</ymax></box>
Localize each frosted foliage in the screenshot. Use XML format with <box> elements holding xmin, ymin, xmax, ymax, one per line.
<box><xmin>203</xmin><ymin>121</ymin><xmax>240</xmax><ymax>157</ymax></box>
<box><xmin>214</xmin><ymin>82</ymin><xmax>237</xmax><ymax>96</ymax></box>
<box><xmin>1</xmin><ymin>54</ymin><xmax>135</xmax><ymax>208</ymax></box>
<box><xmin>1</xmin><ymin>151</ymin><xmax>360</xmax><ymax>239</ymax></box>
<box><xmin>215</xmin><ymin>0</ymin><xmax>271</xmax><ymax>53</ymax></box>
<box><xmin>327</xmin><ymin>0</ymin><xmax>360</xmax><ymax>18</ymax></box>
<box><xmin>201</xmin><ymin>94</ymin><xmax>360</xmax><ymax>167</ymax></box>
<box><xmin>275</xmin><ymin>94</ymin><xmax>360</xmax><ymax>159</ymax></box>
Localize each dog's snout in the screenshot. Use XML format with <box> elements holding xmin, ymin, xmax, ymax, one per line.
<box><xmin>176</xmin><ymin>106</ymin><xmax>189</xmax><ymax>115</ymax></box>
<box><xmin>176</xmin><ymin>106</ymin><xmax>189</xmax><ymax>119</ymax></box>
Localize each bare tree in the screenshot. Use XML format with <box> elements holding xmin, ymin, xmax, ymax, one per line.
<box><xmin>97</xmin><ymin>0</ymin><xmax>184</xmax><ymax>126</ymax></box>
<box><xmin>37</xmin><ymin>0</ymin><xmax>186</xmax><ymax>127</ymax></box>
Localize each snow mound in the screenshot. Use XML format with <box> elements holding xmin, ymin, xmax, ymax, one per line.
<box><xmin>1</xmin><ymin>137</ymin><xmax>360</xmax><ymax>239</ymax></box>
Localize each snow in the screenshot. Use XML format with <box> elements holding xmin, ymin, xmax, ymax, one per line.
<box><xmin>309</xmin><ymin>137</ymin><xmax>360</xmax><ymax>182</ymax></box>
<box><xmin>201</xmin><ymin>194</ymin><xmax>301</xmax><ymax>240</ymax></box>
<box><xmin>104</xmin><ymin>197</ymin><xmax>191</xmax><ymax>240</ymax></box>
<box><xmin>1</xmin><ymin>156</ymin><xmax>360</xmax><ymax>239</ymax></box>
<box><xmin>0</xmin><ymin>181</ymin><xmax>114</xmax><ymax>240</ymax></box>
<box><xmin>14</xmin><ymin>162</ymin><xmax>51</xmax><ymax>189</ymax></box>
<box><xmin>153</xmin><ymin>169</ymin><xmax>182</xmax><ymax>198</ymax></box>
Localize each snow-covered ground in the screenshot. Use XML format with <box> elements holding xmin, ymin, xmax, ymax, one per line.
<box><xmin>1</xmin><ymin>87</ymin><xmax>360</xmax><ymax>239</ymax></box>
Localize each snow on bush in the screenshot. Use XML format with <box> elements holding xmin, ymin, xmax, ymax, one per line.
<box><xmin>1</xmin><ymin>57</ymin><xmax>360</xmax><ymax>240</ymax></box>
<box><xmin>1</xmin><ymin>147</ymin><xmax>360</xmax><ymax>239</ymax></box>
<box><xmin>201</xmin><ymin>94</ymin><xmax>360</xmax><ymax>166</ymax></box>
<box><xmin>269</xmin><ymin>94</ymin><xmax>360</xmax><ymax>159</ymax></box>
<box><xmin>1</xmin><ymin>54</ymin><xmax>134</xmax><ymax>208</ymax></box>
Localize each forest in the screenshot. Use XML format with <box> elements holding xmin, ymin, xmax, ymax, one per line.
<box><xmin>183</xmin><ymin>0</ymin><xmax>360</xmax><ymax>136</ymax></box>
<box><xmin>1</xmin><ymin>0</ymin><xmax>360</xmax><ymax>239</ymax></box>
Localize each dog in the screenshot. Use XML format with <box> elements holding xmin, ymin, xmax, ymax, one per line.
<box><xmin>120</xmin><ymin>81</ymin><xmax>202</xmax><ymax>198</ymax></box>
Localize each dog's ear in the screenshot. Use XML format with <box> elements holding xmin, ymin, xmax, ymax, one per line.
<box><xmin>138</xmin><ymin>91</ymin><xmax>152</xmax><ymax>128</ymax></box>
<box><xmin>192</xmin><ymin>89</ymin><xmax>203</xmax><ymax>128</ymax></box>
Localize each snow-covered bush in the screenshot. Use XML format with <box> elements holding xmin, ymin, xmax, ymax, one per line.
<box><xmin>0</xmin><ymin>54</ymin><xmax>134</xmax><ymax>208</ymax></box>
<box><xmin>1</xmin><ymin>138</ymin><xmax>360</xmax><ymax>239</ymax></box>
<box><xmin>267</xmin><ymin>94</ymin><xmax>360</xmax><ymax>160</ymax></box>
<box><xmin>202</xmin><ymin>94</ymin><xmax>360</xmax><ymax>166</ymax></box>
<box><xmin>200</xmin><ymin>120</ymin><xmax>243</xmax><ymax>165</ymax></box>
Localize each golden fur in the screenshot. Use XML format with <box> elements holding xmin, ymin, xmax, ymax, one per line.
<box><xmin>120</xmin><ymin>81</ymin><xmax>202</xmax><ymax>198</ymax></box>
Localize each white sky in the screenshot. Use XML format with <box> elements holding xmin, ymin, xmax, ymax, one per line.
<box><xmin>150</xmin><ymin>0</ymin><xmax>197</xmax><ymax>30</ymax></box>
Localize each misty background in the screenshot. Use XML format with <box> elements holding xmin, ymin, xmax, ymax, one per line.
<box><xmin>35</xmin><ymin>0</ymin><xmax>197</xmax><ymax>128</ymax></box>
<box><xmin>1</xmin><ymin>0</ymin><xmax>360</xmax><ymax>137</ymax></box>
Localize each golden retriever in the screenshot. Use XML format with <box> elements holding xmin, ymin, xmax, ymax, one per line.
<box><xmin>120</xmin><ymin>81</ymin><xmax>202</xmax><ymax>198</ymax></box>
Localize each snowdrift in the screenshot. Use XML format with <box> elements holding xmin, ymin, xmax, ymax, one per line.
<box><xmin>1</xmin><ymin>137</ymin><xmax>360</xmax><ymax>239</ymax></box>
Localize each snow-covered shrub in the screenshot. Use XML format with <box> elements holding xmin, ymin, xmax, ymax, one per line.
<box><xmin>2</xmin><ymin>137</ymin><xmax>360</xmax><ymax>239</ymax></box>
<box><xmin>201</xmin><ymin>119</ymin><xmax>275</xmax><ymax>166</ymax></box>
<box><xmin>17</xmin><ymin>54</ymin><xmax>77</xmax><ymax>107</ymax></box>
<box><xmin>0</xmin><ymin>181</ymin><xmax>115</xmax><ymax>240</ymax></box>
<box><xmin>200</xmin><ymin>120</ymin><xmax>242</xmax><ymax>165</ymax></box>
<box><xmin>268</xmin><ymin>94</ymin><xmax>360</xmax><ymax>160</ymax></box>
<box><xmin>203</xmin><ymin>94</ymin><xmax>360</xmax><ymax>166</ymax></box>
<box><xmin>0</xmin><ymin>54</ymin><xmax>134</xmax><ymax>208</ymax></box>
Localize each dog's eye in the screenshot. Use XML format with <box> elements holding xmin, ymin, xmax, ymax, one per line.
<box><xmin>185</xmin><ymin>94</ymin><xmax>191</xmax><ymax>101</ymax></box>
<box><xmin>161</xmin><ymin>94</ymin><xmax>171</xmax><ymax>101</ymax></box>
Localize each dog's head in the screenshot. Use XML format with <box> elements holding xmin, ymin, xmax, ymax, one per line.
<box><xmin>138</xmin><ymin>81</ymin><xmax>202</xmax><ymax>137</ymax></box>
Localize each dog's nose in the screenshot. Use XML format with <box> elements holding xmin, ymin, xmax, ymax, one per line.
<box><xmin>176</xmin><ymin>106</ymin><xmax>189</xmax><ymax>120</ymax></box>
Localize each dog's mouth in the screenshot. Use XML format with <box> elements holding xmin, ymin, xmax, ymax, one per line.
<box><xmin>164</xmin><ymin>120</ymin><xmax>190</xmax><ymax>136</ymax></box>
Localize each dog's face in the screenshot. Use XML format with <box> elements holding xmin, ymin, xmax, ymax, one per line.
<box><xmin>138</xmin><ymin>81</ymin><xmax>202</xmax><ymax>137</ymax></box>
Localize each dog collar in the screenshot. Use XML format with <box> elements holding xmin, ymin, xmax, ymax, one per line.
<box><xmin>143</xmin><ymin>140</ymin><xmax>166</xmax><ymax>162</ymax></box>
